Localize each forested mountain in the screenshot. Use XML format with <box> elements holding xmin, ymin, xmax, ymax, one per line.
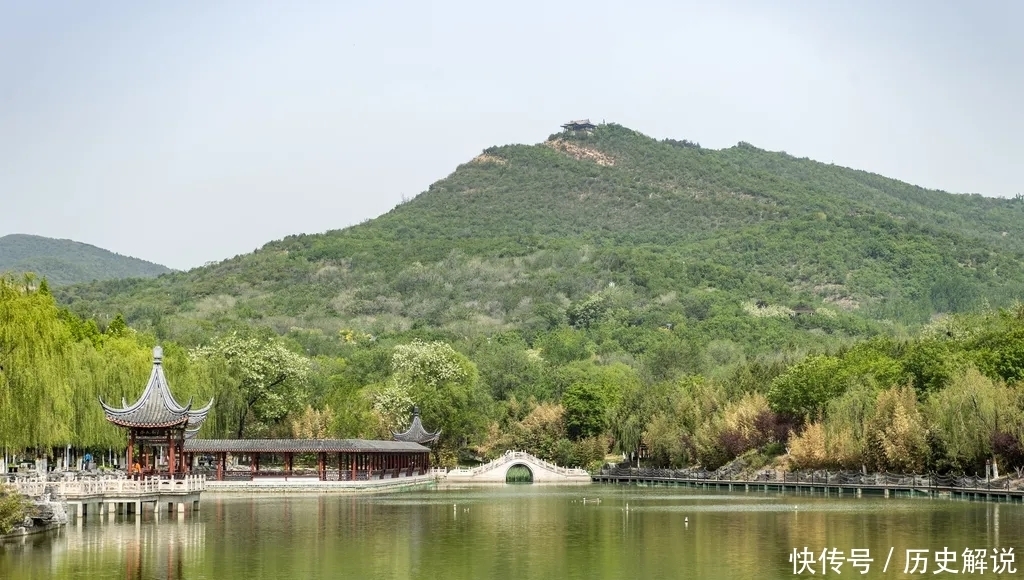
<box><xmin>59</xmin><ymin>123</ymin><xmax>1024</xmax><ymax>351</ymax></box>
<box><xmin>9</xmin><ymin>123</ymin><xmax>1024</xmax><ymax>475</ymax></box>
<box><xmin>0</xmin><ymin>234</ymin><xmax>172</xmax><ymax>286</ymax></box>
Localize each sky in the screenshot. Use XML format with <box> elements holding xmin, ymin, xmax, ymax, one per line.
<box><xmin>1</xmin><ymin>1</ymin><xmax>1021</xmax><ymax>270</ymax></box>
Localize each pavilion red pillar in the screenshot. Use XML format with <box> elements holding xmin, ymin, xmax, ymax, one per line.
<box><xmin>337</xmin><ymin>453</ymin><xmax>342</xmax><ymax>481</ymax></box>
<box><xmin>217</xmin><ymin>452</ymin><xmax>225</xmax><ymax>481</ymax></box>
<box><xmin>286</xmin><ymin>453</ymin><xmax>293</xmax><ymax>476</ymax></box>
<box><xmin>317</xmin><ymin>453</ymin><xmax>326</xmax><ymax>481</ymax></box>
<box><xmin>168</xmin><ymin>434</ymin><xmax>176</xmax><ymax>476</ymax></box>
<box><xmin>126</xmin><ymin>432</ymin><xmax>135</xmax><ymax>471</ymax></box>
<box><xmin>350</xmin><ymin>454</ymin><xmax>356</xmax><ymax>480</ymax></box>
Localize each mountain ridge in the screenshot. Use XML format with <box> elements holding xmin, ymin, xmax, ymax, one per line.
<box><xmin>55</xmin><ymin>123</ymin><xmax>1024</xmax><ymax>355</ymax></box>
<box><xmin>0</xmin><ymin>233</ymin><xmax>173</xmax><ymax>286</ymax></box>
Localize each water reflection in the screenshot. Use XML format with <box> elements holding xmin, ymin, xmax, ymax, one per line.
<box><xmin>2</xmin><ymin>487</ymin><xmax>1023</xmax><ymax>579</ymax></box>
<box><xmin>2</xmin><ymin>513</ymin><xmax>204</xmax><ymax>579</ymax></box>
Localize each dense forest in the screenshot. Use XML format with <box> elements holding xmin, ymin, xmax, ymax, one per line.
<box><xmin>0</xmin><ymin>234</ymin><xmax>171</xmax><ymax>287</ymax></box>
<box><xmin>5</xmin><ymin>274</ymin><xmax>1024</xmax><ymax>476</ymax></box>
<box><xmin>6</xmin><ymin>123</ymin><xmax>1024</xmax><ymax>475</ymax></box>
<box><xmin>57</xmin><ymin>124</ymin><xmax>1024</xmax><ymax>343</ymax></box>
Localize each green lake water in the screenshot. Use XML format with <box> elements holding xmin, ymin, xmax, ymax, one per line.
<box><xmin>2</xmin><ymin>485</ymin><xmax>1022</xmax><ymax>579</ymax></box>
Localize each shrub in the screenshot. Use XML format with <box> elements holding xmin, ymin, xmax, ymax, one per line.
<box><xmin>0</xmin><ymin>485</ymin><xmax>32</xmax><ymax>534</ymax></box>
<box><xmin>788</xmin><ymin>422</ymin><xmax>827</xmax><ymax>469</ymax></box>
<box><xmin>865</xmin><ymin>386</ymin><xmax>929</xmax><ymax>472</ymax></box>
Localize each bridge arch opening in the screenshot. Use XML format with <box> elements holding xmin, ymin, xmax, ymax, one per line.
<box><xmin>505</xmin><ymin>463</ymin><xmax>533</xmax><ymax>484</ymax></box>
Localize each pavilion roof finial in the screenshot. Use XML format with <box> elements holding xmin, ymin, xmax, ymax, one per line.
<box><xmin>153</xmin><ymin>345</ymin><xmax>163</xmax><ymax>365</ymax></box>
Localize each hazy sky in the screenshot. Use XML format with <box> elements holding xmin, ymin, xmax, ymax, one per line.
<box><xmin>2</xmin><ymin>1</ymin><xmax>1021</xmax><ymax>270</ymax></box>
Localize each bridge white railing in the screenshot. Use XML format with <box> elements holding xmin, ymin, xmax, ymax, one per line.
<box><xmin>446</xmin><ymin>451</ymin><xmax>589</xmax><ymax>477</ymax></box>
<box><xmin>5</xmin><ymin>474</ymin><xmax>206</xmax><ymax>498</ymax></box>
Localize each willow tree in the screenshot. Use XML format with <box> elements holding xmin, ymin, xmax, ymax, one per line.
<box><xmin>70</xmin><ymin>336</ymin><xmax>153</xmax><ymax>448</ymax></box>
<box><xmin>926</xmin><ymin>368</ymin><xmax>1015</xmax><ymax>472</ymax></box>
<box><xmin>0</xmin><ymin>277</ymin><xmax>75</xmax><ymax>450</ymax></box>
<box><xmin>66</xmin><ymin>335</ymin><xmax>229</xmax><ymax>447</ymax></box>
<box><xmin>0</xmin><ymin>276</ymin><xmax>235</xmax><ymax>452</ymax></box>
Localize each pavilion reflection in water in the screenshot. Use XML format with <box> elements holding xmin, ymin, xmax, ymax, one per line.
<box><xmin>9</xmin><ymin>516</ymin><xmax>206</xmax><ymax>580</ymax></box>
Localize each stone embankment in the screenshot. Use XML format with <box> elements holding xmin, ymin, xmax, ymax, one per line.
<box><xmin>204</xmin><ymin>473</ymin><xmax>439</xmax><ymax>494</ymax></box>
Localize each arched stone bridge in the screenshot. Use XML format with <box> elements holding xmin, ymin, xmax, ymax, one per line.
<box><xmin>442</xmin><ymin>451</ymin><xmax>592</xmax><ymax>484</ymax></box>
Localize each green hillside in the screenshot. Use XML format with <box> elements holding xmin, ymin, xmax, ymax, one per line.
<box><xmin>14</xmin><ymin>123</ymin><xmax>1024</xmax><ymax>474</ymax></box>
<box><xmin>58</xmin><ymin>123</ymin><xmax>1024</xmax><ymax>353</ymax></box>
<box><xmin>0</xmin><ymin>234</ymin><xmax>172</xmax><ymax>286</ymax></box>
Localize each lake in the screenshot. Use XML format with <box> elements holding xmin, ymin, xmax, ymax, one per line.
<box><xmin>1</xmin><ymin>484</ymin><xmax>1021</xmax><ymax>579</ymax></box>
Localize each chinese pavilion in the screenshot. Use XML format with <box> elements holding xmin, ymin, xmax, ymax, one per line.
<box><xmin>560</xmin><ymin>119</ymin><xmax>597</xmax><ymax>133</ymax></box>
<box><xmin>99</xmin><ymin>346</ymin><xmax>212</xmax><ymax>476</ymax></box>
<box><xmin>393</xmin><ymin>406</ymin><xmax>440</xmax><ymax>446</ymax></box>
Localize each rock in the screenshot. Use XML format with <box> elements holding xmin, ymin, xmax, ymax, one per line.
<box><xmin>29</xmin><ymin>494</ymin><xmax>68</xmax><ymax>527</ymax></box>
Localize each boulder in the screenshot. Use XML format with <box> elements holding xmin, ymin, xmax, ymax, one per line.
<box><xmin>31</xmin><ymin>494</ymin><xmax>68</xmax><ymax>527</ymax></box>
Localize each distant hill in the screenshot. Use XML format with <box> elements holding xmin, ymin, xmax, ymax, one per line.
<box><xmin>0</xmin><ymin>234</ymin><xmax>172</xmax><ymax>286</ymax></box>
<box><xmin>57</xmin><ymin>123</ymin><xmax>1024</xmax><ymax>356</ymax></box>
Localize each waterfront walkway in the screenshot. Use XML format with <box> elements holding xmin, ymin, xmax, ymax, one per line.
<box><xmin>595</xmin><ymin>466</ymin><xmax>1024</xmax><ymax>502</ymax></box>
<box><xmin>204</xmin><ymin>472</ymin><xmax>440</xmax><ymax>493</ymax></box>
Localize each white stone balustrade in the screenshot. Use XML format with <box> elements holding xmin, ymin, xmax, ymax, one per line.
<box><xmin>4</xmin><ymin>474</ymin><xmax>205</xmax><ymax>519</ymax></box>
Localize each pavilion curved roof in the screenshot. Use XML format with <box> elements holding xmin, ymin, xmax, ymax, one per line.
<box><xmin>99</xmin><ymin>346</ymin><xmax>214</xmax><ymax>430</ymax></box>
<box><xmin>393</xmin><ymin>407</ymin><xmax>440</xmax><ymax>446</ymax></box>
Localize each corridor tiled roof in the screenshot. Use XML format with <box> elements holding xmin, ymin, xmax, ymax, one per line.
<box><xmin>182</xmin><ymin>439</ymin><xmax>430</xmax><ymax>454</ymax></box>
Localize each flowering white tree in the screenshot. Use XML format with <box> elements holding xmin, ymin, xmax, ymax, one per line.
<box><xmin>391</xmin><ymin>340</ymin><xmax>468</xmax><ymax>389</ymax></box>
<box><xmin>387</xmin><ymin>340</ymin><xmax>489</xmax><ymax>453</ymax></box>
<box><xmin>190</xmin><ymin>333</ymin><xmax>311</xmax><ymax>438</ymax></box>
<box><xmin>370</xmin><ymin>382</ymin><xmax>415</xmax><ymax>435</ymax></box>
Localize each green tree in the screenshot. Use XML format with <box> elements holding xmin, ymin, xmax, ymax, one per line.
<box><xmin>562</xmin><ymin>382</ymin><xmax>605</xmax><ymax>440</ymax></box>
<box><xmin>190</xmin><ymin>332</ymin><xmax>312</xmax><ymax>438</ymax></box>
<box><xmin>105</xmin><ymin>313</ymin><xmax>129</xmax><ymax>337</ymax></box>
<box><xmin>926</xmin><ymin>368</ymin><xmax>1011</xmax><ymax>472</ymax></box>
<box><xmin>389</xmin><ymin>340</ymin><xmax>491</xmax><ymax>454</ymax></box>
<box><xmin>767</xmin><ymin>355</ymin><xmax>843</xmax><ymax>418</ymax></box>
<box><xmin>536</xmin><ymin>327</ymin><xmax>593</xmax><ymax>365</ymax></box>
<box><xmin>0</xmin><ymin>277</ymin><xmax>75</xmax><ymax>449</ymax></box>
